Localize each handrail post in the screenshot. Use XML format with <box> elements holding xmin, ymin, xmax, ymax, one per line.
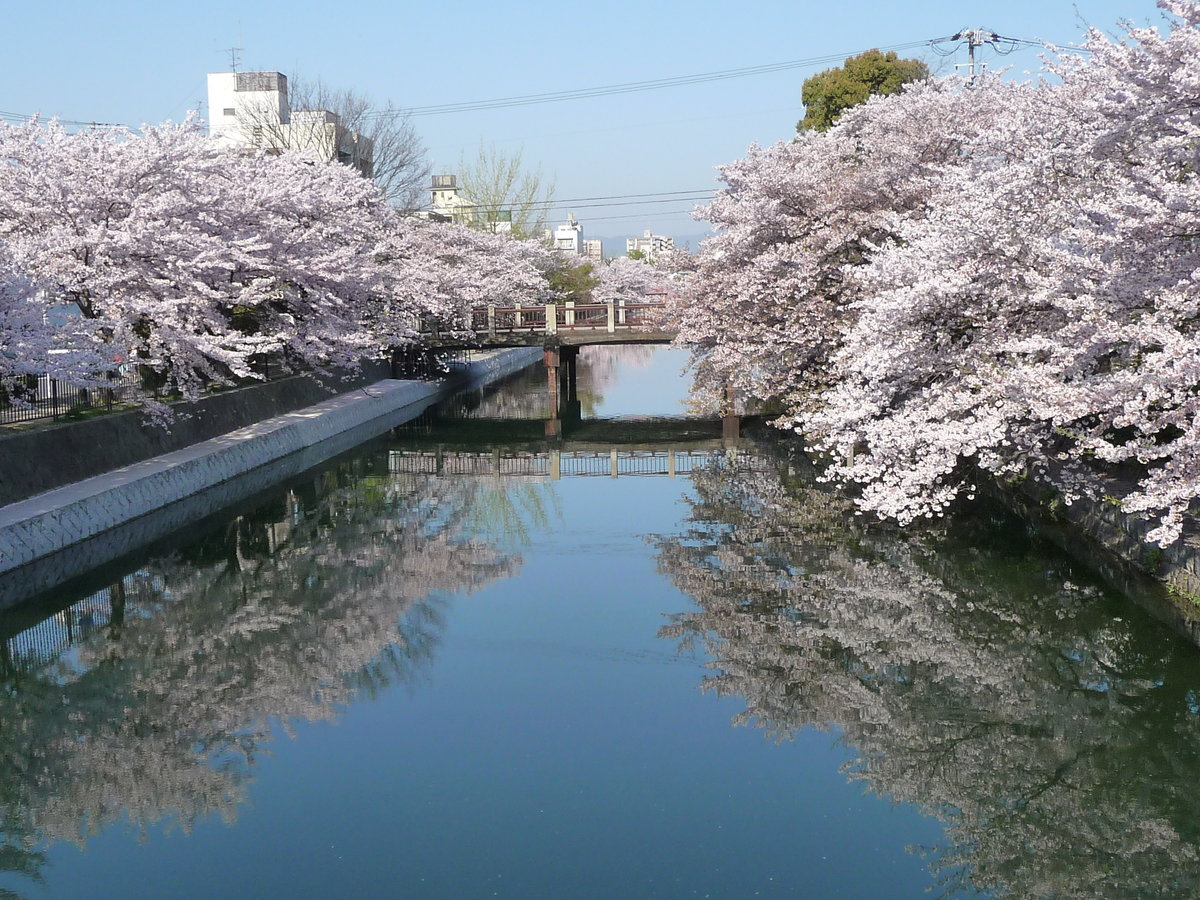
<box><xmin>487</xmin><ymin>304</ymin><xmax>496</xmax><ymax>337</ymax></box>
<box><xmin>545</xmin><ymin>304</ymin><xmax>557</xmax><ymax>334</ymax></box>
<box><xmin>618</xmin><ymin>298</ymin><xmax>626</xmax><ymax>327</ymax></box>
<box><xmin>607</xmin><ymin>300</ymin><xmax>615</xmax><ymax>333</ymax></box>
<box><xmin>565</xmin><ymin>301</ymin><xmax>575</xmax><ymax>328</ymax></box>
<box><xmin>515</xmin><ymin>300</ymin><xmax>523</xmax><ymax>328</ymax></box>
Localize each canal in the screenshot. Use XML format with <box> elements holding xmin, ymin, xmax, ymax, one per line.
<box><xmin>1</xmin><ymin>345</ymin><xmax>1199</xmax><ymax>899</ymax></box>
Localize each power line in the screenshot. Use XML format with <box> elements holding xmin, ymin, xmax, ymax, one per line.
<box><xmin>0</xmin><ymin>109</ymin><xmax>125</xmax><ymax>129</ymax></box>
<box><xmin>455</xmin><ymin>190</ymin><xmax>715</xmax><ymax>213</ymax></box>
<box><xmin>565</xmin><ymin>208</ymin><xmax>704</xmax><ymax>224</ymax></box>
<box><xmin>365</xmin><ymin>41</ymin><xmax>934</xmax><ymax>120</ymax></box>
<box><xmin>1</xmin><ymin>31</ymin><xmax>1084</xmax><ymax>135</ymax></box>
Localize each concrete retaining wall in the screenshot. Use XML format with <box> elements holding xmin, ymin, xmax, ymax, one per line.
<box><xmin>0</xmin><ymin>360</ymin><xmax>393</xmax><ymax>507</ymax></box>
<box><xmin>0</xmin><ymin>348</ymin><xmax>542</xmax><ymax>590</ymax></box>
<box><xmin>997</xmin><ymin>473</ymin><xmax>1200</xmax><ymax>642</ymax></box>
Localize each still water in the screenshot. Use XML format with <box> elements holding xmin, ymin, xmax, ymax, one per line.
<box><xmin>2</xmin><ymin>346</ymin><xmax>1199</xmax><ymax>899</ymax></box>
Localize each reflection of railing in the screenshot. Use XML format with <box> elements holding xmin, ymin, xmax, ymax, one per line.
<box><xmin>388</xmin><ymin>448</ymin><xmax>758</xmax><ymax>479</ymax></box>
<box><xmin>0</xmin><ymin>356</ymin><xmax>299</xmax><ymax>428</ymax></box>
<box><xmin>3</xmin><ymin>586</ymin><xmax>117</xmax><ymax>673</ymax></box>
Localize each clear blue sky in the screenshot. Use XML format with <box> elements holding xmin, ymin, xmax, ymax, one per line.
<box><xmin>4</xmin><ymin>0</ymin><xmax>1168</xmax><ymax>246</ymax></box>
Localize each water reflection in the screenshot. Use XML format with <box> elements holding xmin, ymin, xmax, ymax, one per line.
<box><xmin>0</xmin><ymin>345</ymin><xmax>684</xmax><ymax>898</ymax></box>
<box><xmin>652</xmin><ymin>445</ymin><xmax>1200</xmax><ymax>899</ymax></box>
<box><xmin>0</xmin><ymin>457</ymin><xmax>529</xmax><ymax>893</ymax></box>
<box><xmin>7</xmin><ymin>343</ymin><xmax>1197</xmax><ymax>898</ymax></box>
<box><xmin>442</xmin><ymin>345</ymin><xmax>655</xmax><ymax>422</ymax></box>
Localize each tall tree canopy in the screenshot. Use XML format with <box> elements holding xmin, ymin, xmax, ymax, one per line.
<box><xmin>797</xmin><ymin>49</ymin><xmax>929</xmax><ymax>132</ymax></box>
<box><xmin>0</xmin><ymin>119</ymin><xmax>555</xmax><ymax>403</ymax></box>
<box><xmin>678</xmin><ymin>0</ymin><xmax>1200</xmax><ymax>546</ymax></box>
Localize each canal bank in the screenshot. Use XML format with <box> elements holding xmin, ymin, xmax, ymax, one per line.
<box><xmin>0</xmin><ymin>348</ymin><xmax>542</xmax><ymax>590</ymax></box>
<box><xmin>996</xmin><ymin>469</ymin><xmax>1200</xmax><ymax>642</ymax></box>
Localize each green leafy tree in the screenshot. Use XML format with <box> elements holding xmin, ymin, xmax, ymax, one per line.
<box><xmin>544</xmin><ymin>258</ymin><xmax>598</xmax><ymax>304</ymax></box>
<box><xmin>797</xmin><ymin>49</ymin><xmax>929</xmax><ymax>132</ymax></box>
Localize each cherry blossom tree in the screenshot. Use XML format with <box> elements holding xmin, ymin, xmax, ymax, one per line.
<box><xmin>810</xmin><ymin>0</ymin><xmax>1200</xmax><ymax>543</ymax></box>
<box><xmin>0</xmin><ymin>260</ymin><xmax>101</xmax><ymax>389</ymax></box>
<box><xmin>681</xmin><ymin>0</ymin><xmax>1200</xmax><ymax>544</ymax></box>
<box><xmin>0</xmin><ymin>118</ymin><xmax>554</xmax><ymax>405</ymax></box>
<box><xmin>676</xmin><ymin>75</ymin><xmax>1020</xmax><ymax>418</ymax></box>
<box><xmin>591</xmin><ymin>255</ymin><xmax>670</xmax><ymax>306</ymax></box>
<box><xmin>0</xmin><ymin>119</ymin><xmax>387</xmax><ymax>397</ymax></box>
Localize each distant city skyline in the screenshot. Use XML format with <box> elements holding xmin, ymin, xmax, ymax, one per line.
<box><xmin>4</xmin><ymin>1</ymin><xmax>1169</xmax><ymax>239</ymax></box>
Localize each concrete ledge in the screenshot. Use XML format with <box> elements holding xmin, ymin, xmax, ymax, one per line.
<box><xmin>0</xmin><ymin>347</ymin><xmax>543</xmax><ymax>583</ymax></box>
<box><xmin>0</xmin><ymin>360</ymin><xmax>394</xmax><ymax>507</ymax></box>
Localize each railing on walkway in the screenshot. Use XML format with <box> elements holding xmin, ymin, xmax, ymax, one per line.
<box><xmin>438</xmin><ymin>298</ymin><xmax>668</xmax><ymax>341</ymax></box>
<box><xmin>0</xmin><ymin>348</ymin><xmax>468</xmax><ymax>429</ymax></box>
<box><xmin>0</xmin><ymin>370</ymin><xmax>145</xmax><ymax>427</ymax></box>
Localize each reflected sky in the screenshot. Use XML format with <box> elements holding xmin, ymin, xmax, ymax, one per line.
<box><xmin>0</xmin><ymin>346</ymin><xmax>1192</xmax><ymax>899</ymax></box>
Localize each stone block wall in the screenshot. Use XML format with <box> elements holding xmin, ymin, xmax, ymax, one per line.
<box><xmin>0</xmin><ymin>362</ymin><xmax>390</xmax><ymax>507</ymax></box>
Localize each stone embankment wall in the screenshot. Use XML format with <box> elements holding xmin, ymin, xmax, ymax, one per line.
<box><xmin>0</xmin><ymin>348</ymin><xmax>542</xmax><ymax>595</ymax></box>
<box><xmin>999</xmin><ymin>474</ymin><xmax>1200</xmax><ymax>643</ymax></box>
<box><xmin>0</xmin><ymin>361</ymin><xmax>394</xmax><ymax>508</ymax></box>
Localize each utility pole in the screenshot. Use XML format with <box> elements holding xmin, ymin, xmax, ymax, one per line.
<box><xmin>954</xmin><ymin>29</ymin><xmax>997</xmax><ymax>81</ymax></box>
<box><xmin>931</xmin><ymin>28</ymin><xmax>1034</xmax><ymax>85</ymax></box>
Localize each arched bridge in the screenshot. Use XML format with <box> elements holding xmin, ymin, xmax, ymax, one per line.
<box><xmin>420</xmin><ymin>299</ymin><xmax>677</xmax><ymax>348</ymax></box>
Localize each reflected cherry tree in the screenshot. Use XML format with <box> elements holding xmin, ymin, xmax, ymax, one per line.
<box><xmin>653</xmin><ymin>448</ymin><xmax>1200</xmax><ymax>899</ymax></box>
<box><xmin>0</xmin><ymin>458</ymin><xmax>536</xmax><ymax>893</ymax></box>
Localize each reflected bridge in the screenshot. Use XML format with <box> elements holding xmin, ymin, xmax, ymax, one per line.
<box><xmin>388</xmin><ymin>447</ymin><xmax>760</xmax><ymax>480</ymax></box>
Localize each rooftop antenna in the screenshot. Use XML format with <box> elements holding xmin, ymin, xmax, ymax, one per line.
<box><xmin>225</xmin><ymin>45</ymin><xmax>242</xmax><ymax>72</ymax></box>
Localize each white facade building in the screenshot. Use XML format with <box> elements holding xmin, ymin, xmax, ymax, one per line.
<box><xmin>582</xmin><ymin>239</ymin><xmax>603</xmax><ymax>261</ymax></box>
<box><xmin>626</xmin><ymin>229</ymin><xmax>675</xmax><ymax>261</ymax></box>
<box><xmin>206</xmin><ymin>71</ymin><xmax>373</xmax><ymax>177</ymax></box>
<box><xmin>550</xmin><ymin>213</ymin><xmax>584</xmax><ymax>254</ymax></box>
<box><xmin>428</xmin><ymin>174</ymin><xmax>512</xmax><ymax>233</ymax></box>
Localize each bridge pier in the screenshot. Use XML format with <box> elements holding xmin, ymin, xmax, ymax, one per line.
<box><xmin>544</xmin><ymin>348</ymin><xmax>561</xmax><ymax>437</ymax></box>
<box><xmin>543</xmin><ymin>347</ymin><xmax>580</xmax><ymax>439</ymax></box>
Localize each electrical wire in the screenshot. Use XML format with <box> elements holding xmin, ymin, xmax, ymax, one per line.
<box><xmin>455</xmin><ymin>190</ymin><xmax>715</xmax><ymax>213</ymax></box>
<box><xmin>362</xmin><ymin>41</ymin><xmax>933</xmax><ymax>120</ymax></box>
<box><xmin>1</xmin><ymin>32</ymin><xmax>1086</xmax><ymax>132</ymax></box>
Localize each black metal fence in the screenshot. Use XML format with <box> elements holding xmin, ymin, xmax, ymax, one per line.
<box><xmin>0</xmin><ymin>369</ymin><xmax>145</xmax><ymax>427</ymax></box>
<box><xmin>1</xmin><ymin>348</ymin><xmax>473</xmax><ymax>429</ymax></box>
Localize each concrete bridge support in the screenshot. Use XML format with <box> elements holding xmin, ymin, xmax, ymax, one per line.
<box><xmin>543</xmin><ymin>347</ymin><xmax>580</xmax><ymax>439</ymax></box>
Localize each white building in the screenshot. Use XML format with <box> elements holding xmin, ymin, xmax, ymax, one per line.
<box><xmin>206</xmin><ymin>71</ymin><xmax>373</xmax><ymax>177</ymax></box>
<box><xmin>582</xmin><ymin>239</ymin><xmax>603</xmax><ymax>261</ymax></box>
<box><xmin>428</xmin><ymin>174</ymin><xmax>512</xmax><ymax>233</ymax></box>
<box><xmin>626</xmin><ymin>229</ymin><xmax>675</xmax><ymax>261</ymax></box>
<box><xmin>550</xmin><ymin>213</ymin><xmax>584</xmax><ymax>254</ymax></box>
